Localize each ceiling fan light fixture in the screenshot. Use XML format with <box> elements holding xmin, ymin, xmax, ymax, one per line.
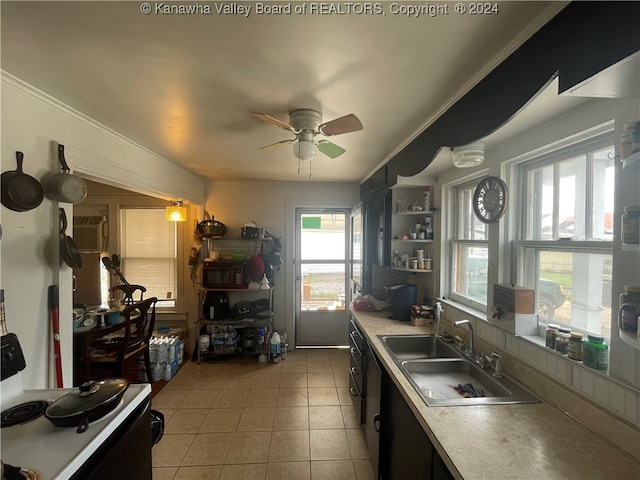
<box><xmin>294</xmin><ymin>140</ymin><xmax>317</xmax><ymax>161</ymax></box>
<box><xmin>294</xmin><ymin>137</ymin><xmax>317</xmax><ymax>161</ymax></box>
<box><xmin>166</xmin><ymin>201</ymin><xmax>187</xmax><ymax>222</ymax></box>
<box><xmin>452</xmin><ymin>142</ymin><xmax>485</xmax><ymax>168</ymax></box>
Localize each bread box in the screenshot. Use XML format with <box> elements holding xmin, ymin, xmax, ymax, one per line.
<box><xmin>493</xmin><ymin>284</ymin><xmax>535</xmax><ymax>314</ymax></box>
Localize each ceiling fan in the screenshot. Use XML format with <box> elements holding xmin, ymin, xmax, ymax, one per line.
<box><xmin>251</xmin><ymin>109</ymin><xmax>363</xmax><ymax>162</ymax></box>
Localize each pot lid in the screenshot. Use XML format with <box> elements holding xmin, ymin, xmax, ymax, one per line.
<box><xmin>45</xmin><ymin>378</ymin><xmax>128</xmax><ymax>419</ymax></box>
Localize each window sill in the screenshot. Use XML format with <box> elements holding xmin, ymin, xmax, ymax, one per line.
<box><xmin>437</xmin><ymin>297</ymin><xmax>634</xmax><ymax>392</ymax></box>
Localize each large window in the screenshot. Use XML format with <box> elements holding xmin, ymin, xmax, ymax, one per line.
<box><xmin>450</xmin><ymin>180</ymin><xmax>488</xmax><ymax>310</ymax></box>
<box><xmin>120</xmin><ymin>208</ymin><xmax>177</xmax><ymax>308</ymax></box>
<box><xmin>516</xmin><ymin>134</ymin><xmax>614</xmax><ymax>336</ymax></box>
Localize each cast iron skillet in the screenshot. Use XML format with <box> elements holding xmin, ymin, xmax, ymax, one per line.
<box><xmin>45</xmin><ymin>378</ymin><xmax>128</xmax><ymax>433</ymax></box>
<box><xmin>60</xmin><ymin>208</ymin><xmax>82</xmax><ymax>269</ymax></box>
<box><xmin>1</xmin><ymin>151</ymin><xmax>44</xmax><ymax>212</ymax></box>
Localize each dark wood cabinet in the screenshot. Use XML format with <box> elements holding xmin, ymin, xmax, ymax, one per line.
<box><xmin>363</xmin><ymin>191</ymin><xmax>391</xmax><ymax>293</ymax></box>
<box><xmin>364</xmin><ymin>345</ymin><xmax>382</xmax><ymax>479</ymax></box>
<box><xmin>377</xmin><ymin>362</ymin><xmax>454</xmax><ymax>480</ymax></box>
<box><xmin>380</xmin><ymin>373</ymin><xmax>433</xmax><ymax>479</ymax></box>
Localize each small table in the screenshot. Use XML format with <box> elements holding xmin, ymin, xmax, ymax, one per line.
<box><xmin>73</xmin><ymin>322</ymin><xmax>126</xmax><ymax>386</ymax></box>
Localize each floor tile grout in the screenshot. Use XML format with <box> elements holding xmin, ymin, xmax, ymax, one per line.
<box><xmin>151</xmin><ymin>349</ymin><xmax>374</xmax><ymax>479</ymax></box>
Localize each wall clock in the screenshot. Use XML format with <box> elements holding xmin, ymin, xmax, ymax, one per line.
<box><xmin>472</xmin><ymin>176</ymin><xmax>508</xmax><ymax>223</ymax></box>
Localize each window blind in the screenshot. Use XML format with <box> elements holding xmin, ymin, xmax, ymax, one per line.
<box><xmin>120</xmin><ymin>208</ymin><xmax>176</xmax><ymax>306</ymax></box>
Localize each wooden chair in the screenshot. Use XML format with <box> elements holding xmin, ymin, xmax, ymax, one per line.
<box><xmin>109</xmin><ymin>284</ymin><xmax>146</xmax><ymax>306</ymax></box>
<box><xmin>90</xmin><ymin>297</ymin><xmax>157</xmax><ymax>383</ymax></box>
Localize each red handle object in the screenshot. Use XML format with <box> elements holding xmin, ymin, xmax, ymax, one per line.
<box><xmin>48</xmin><ymin>285</ymin><xmax>63</xmax><ymax>388</ymax></box>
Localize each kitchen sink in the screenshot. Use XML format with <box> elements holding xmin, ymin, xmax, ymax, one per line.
<box><xmin>399</xmin><ymin>358</ymin><xmax>540</xmax><ymax>406</ymax></box>
<box><xmin>377</xmin><ymin>334</ymin><xmax>539</xmax><ymax>406</ymax></box>
<box><xmin>378</xmin><ymin>334</ymin><xmax>460</xmax><ymax>360</ymax></box>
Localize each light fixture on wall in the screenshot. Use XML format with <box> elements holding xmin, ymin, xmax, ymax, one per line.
<box><xmin>451</xmin><ymin>142</ymin><xmax>485</xmax><ymax>168</ymax></box>
<box><xmin>166</xmin><ymin>201</ymin><xmax>187</xmax><ymax>222</ymax></box>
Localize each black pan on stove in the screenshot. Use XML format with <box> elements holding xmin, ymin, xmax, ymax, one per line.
<box><xmin>45</xmin><ymin>378</ymin><xmax>128</xmax><ymax>433</ymax></box>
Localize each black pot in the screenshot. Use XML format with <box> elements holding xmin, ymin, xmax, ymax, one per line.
<box><xmin>45</xmin><ymin>378</ymin><xmax>128</xmax><ymax>433</ymax></box>
<box><xmin>197</xmin><ymin>218</ymin><xmax>227</xmax><ymax>238</ymax></box>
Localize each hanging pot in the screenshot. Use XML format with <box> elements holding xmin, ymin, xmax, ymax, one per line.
<box><xmin>197</xmin><ymin>217</ymin><xmax>227</xmax><ymax>238</ymax></box>
<box><xmin>45</xmin><ymin>378</ymin><xmax>128</xmax><ymax>433</ymax></box>
<box><xmin>1</xmin><ymin>151</ymin><xmax>44</xmax><ymax>212</ymax></box>
<box><xmin>43</xmin><ymin>144</ymin><xmax>87</xmax><ymax>204</ymax></box>
<box><xmin>59</xmin><ymin>208</ymin><xmax>83</xmax><ymax>269</ymax></box>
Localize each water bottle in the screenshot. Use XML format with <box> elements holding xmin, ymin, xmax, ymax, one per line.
<box><xmin>271</xmin><ymin>331</ymin><xmax>281</xmax><ymax>362</ymax></box>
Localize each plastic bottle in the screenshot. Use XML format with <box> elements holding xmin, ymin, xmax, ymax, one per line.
<box><xmin>423</xmin><ymin>186</ymin><xmax>431</xmax><ymax>212</ymax></box>
<box><xmin>583</xmin><ymin>335</ymin><xmax>609</xmax><ymax>370</ymax></box>
<box><xmin>271</xmin><ymin>331</ymin><xmax>281</xmax><ymax>362</ymax></box>
<box><xmin>258</xmin><ymin>327</ymin><xmax>265</xmax><ymax>349</ymax></box>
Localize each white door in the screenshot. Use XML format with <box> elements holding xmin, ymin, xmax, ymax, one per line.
<box><xmin>295</xmin><ymin>209</ymin><xmax>350</xmax><ymax>346</ymax></box>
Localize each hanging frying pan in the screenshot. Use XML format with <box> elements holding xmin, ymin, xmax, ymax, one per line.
<box><xmin>60</xmin><ymin>208</ymin><xmax>82</xmax><ymax>269</ymax></box>
<box><xmin>1</xmin><ymin>151</ymin><xmax>44</xmax><ymax>212</ymax></box>
<box><xmin>43</xmin><ymin>144</ymin><xmax>87</xmax><ymax>204</ymax></box>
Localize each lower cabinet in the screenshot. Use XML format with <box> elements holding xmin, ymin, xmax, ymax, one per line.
<box><xmin>349</xmin><ymin>318</ymin><xmax>454</xmax><ymax>480</ymax></box>
<box><xmin>364</xmin><ymin>346</ymin><xmax>382</xmax><ymax>480</ymax></box>
<box><xmin>380</xmin><ymin>371</ymin><xmax>433</xmax><ymax>479</ymax></box>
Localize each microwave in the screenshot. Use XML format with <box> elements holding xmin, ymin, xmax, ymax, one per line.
<box><xmin>73</xmin><ymin>216</ymin><xmax>107</xmax><ymax>253</ymax></box>
<box><xmin>202</xmin><ymin>261</ymin><xmax>246</xmax><ymax>289</ymax></box>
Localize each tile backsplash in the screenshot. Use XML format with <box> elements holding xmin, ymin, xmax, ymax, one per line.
<box><xmin>441</xmin><ymin>300</ymin><xmax>640</xmax><ymax>461</ymax></box>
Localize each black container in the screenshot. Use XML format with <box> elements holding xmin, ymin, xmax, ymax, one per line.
<box><xmin>203</xmin><ymin>291</ymin><xmax>230</xmax><ymax>320</ymax></box>
<box><xmin>386</xmin><ymin>284</ymin><xmax>417</xmax><ymax>322</ymax></box>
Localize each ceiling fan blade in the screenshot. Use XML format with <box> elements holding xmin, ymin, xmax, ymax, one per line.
<box><xmin>259</xmin><ymin>139</ymin><xmax>294</xmax><ymax>151</ymax></box>
<box><xmin>317</xmin><ymin>140</ymin><xmax>346</xmax><ymax>158</ymax></box>
<box><xmin>319</xmin><ymin>113</ymin><xmax>363</xmax><ymax>136</ymax></box>
<box><xmin>251</xmin><ymin>112</ymin><xmax>296</xmax><ymax>132</ymax></box>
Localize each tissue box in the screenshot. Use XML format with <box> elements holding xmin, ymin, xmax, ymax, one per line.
<box><xmin>489</xmin><ymin>306</ymin><xmax>538</xmax><ymax>335</ymax></box>
<box><xmin>493</xmin><ymin>284</ymin><xmax>535</xmax><ymax>314</ymax></box>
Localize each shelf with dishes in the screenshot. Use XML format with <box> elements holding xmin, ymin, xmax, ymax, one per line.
<box><xmin>391</xmin><ymin>267</ymin><xmax>434</xmax><ymax>273</ymax></box>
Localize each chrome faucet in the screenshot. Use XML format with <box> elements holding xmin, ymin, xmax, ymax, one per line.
<box><xmin>491</xmin><ymin>352</ymin><xmax>504</xmax><ymax>378</ymax></box>
<box><xmin>453</xmin><ymin>320</ymin><xmax>475</xmax><ymax>359</ymax></box>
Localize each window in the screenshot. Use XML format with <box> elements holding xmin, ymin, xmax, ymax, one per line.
<box><xmin>450</xmin><ymin>179</ymin><xmax>489</xmax><ymax>310</ymax></box>
<box><xmin>120</xmin><ymin>208</ymin><xmax>177</xmax><ymax>308</ymax></box>
<box><xmin>516</xmin><ymin>133</ymin><xmax>614</xmax><ymax>336</ymax></box>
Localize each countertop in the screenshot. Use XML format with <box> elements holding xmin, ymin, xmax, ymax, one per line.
<box><xmin>351</xmin><ymin>309</ymin><xmax>640</xmax><ymax>480</ymax></box>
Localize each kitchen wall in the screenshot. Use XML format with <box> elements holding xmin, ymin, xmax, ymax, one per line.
<box><xmin>205</xmin><ymin>180</ymin><xmax>360</xmax><ymax>345</ymax></box>
<box><xmin>423</xmin><ymin>95</ymin><xmax>640</xmax><ymax>430</ymax></box>
<box><xmin>0</xmin><ymin>74</ymin><xmax>205</xmax><ymax>389</ymax></box>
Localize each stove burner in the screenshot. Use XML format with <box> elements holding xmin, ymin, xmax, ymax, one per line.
<box><xmin>1</xmin><ymin>401</ymin><xmax>49</xmax><ymax>428</ymax></box>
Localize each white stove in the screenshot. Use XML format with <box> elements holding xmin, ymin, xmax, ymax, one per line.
<box><xmin>1</xmin><ymin>334</ymin><xmax>151</xmax><ymax>480</ymax></box>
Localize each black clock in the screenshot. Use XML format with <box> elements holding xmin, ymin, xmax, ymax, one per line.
<box><xmin>472</xmin><ymin>176</ymin><xmax>508</xmax><ymax>223</ymax></box>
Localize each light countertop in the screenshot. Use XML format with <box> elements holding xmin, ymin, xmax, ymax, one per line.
<box><xmin>351</xmin><ymin>309</ymin><xmax>640</xmax><ymax>480</ymax></box>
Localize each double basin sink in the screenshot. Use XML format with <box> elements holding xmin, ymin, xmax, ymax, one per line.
<box><xmin>378</xmin><ymin>334</ymin><xmax>540</xmax><ymax>407</ymax></box>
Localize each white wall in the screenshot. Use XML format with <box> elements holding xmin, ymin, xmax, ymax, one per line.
<box><xmin>424</xmin><ymin>96</ymin><xmax>640</xmax><ymax>426</ymax></box>
<box><xmin>205</xmin><ymin>180</ymin><xmax>360</xmax><ymax>345</ymax></box>
<box><xmin>1</xmin><ymin>74</ymin><xmax>205</xmax><ymax>389</ymax></box>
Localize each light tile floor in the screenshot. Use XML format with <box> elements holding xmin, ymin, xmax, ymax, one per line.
<box><xmin>152</xmin><ymin>348</ymin><xmax>375</xmax><ymax>480</ymax></box>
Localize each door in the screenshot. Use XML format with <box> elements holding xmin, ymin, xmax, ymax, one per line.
<box><xmin>295</xmin><ymin>209</ymin><xmax>350</xmax><ymax>346</ymax></box>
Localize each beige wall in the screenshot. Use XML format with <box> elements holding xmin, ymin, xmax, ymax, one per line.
<box><xmin>1</xmin><ymin>74</ymin><xmax>205</xmax><ymax>389</ymax></box>
<box><xmin>205</xmin><ymin>180</ymin><xmax>360</xmax><ymax>344</ymax></box>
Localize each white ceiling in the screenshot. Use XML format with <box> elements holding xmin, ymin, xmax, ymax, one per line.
<box><xmin>1</xmin><ymin>1</ymin><xmax>567</xmax><ymax>183</ymax></box>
